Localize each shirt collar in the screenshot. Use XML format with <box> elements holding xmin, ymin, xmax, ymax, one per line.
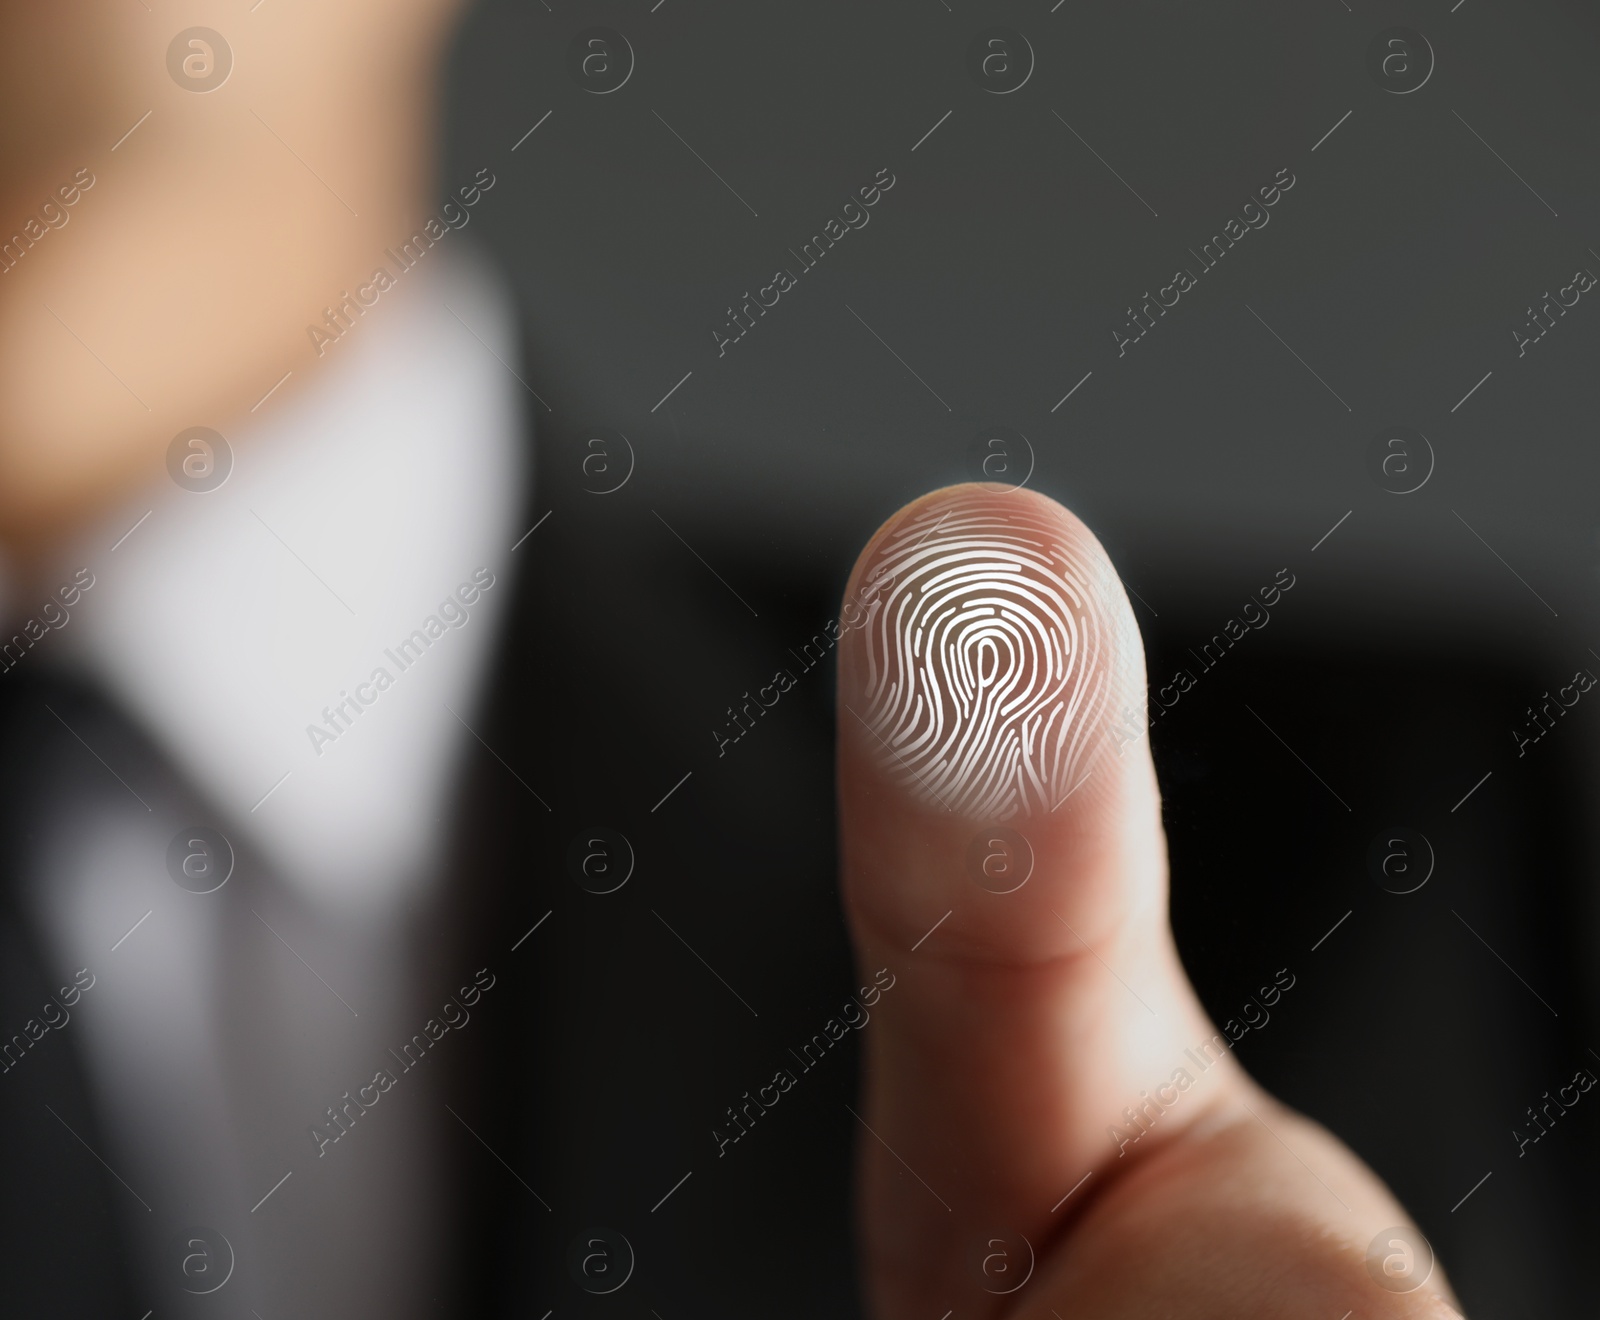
<box><xmin>44</xmin><ymin>249</ymin><xmax>528</xmax><ymax>914</ymax></box>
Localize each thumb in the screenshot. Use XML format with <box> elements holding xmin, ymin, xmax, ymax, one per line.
<box><xmin>836</xmin><ymin>483</ymin><xmax>1241</xmax><ymax>1317</ymax></box>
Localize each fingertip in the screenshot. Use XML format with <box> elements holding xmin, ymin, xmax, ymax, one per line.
<box><xmin>838</xmin><ymin>481</ymin><xmax>1146</xmax><ymax>824</ymax></box>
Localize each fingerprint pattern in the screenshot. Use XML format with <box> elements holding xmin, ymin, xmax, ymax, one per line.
<box><xmin>855</xmin><ymin>496</ymin><xmax>1111</xmax><ymax>818</ymax></box>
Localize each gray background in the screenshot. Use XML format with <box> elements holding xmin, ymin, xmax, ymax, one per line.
<box><xmin>439</xmin><ymin>2</ymin><xmax>1600</xmax><ymax>1315</ymax></box>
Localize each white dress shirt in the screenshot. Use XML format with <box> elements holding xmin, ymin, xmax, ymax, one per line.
<box><xmin>14</xmin><ymin>247</ymin><xmax>527</xmax><ymax>1318</ymax></box>
<box><xmin>55</xmin><ymin>247</ymin><xmax>526</xmax><ymax>914</ymax></box>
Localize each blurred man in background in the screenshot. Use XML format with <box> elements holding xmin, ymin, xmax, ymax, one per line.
<box><xmin>0</xmin><ymin>3</ymin><xmax>520</xmax><ymax>1315</ymax></box>
<box><xmin>0</xmin><ymin>3</ymin><xmax>1558</xmax><ymax>1317</ymax></box>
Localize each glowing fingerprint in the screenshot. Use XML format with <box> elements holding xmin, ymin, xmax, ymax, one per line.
<box><xmin>855</xmin><ymin>495</ymin><xmax>1112</xmax><ymax>817</ymax></box>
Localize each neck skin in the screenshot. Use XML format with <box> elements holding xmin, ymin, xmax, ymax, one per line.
<box><xmin>0</xmin><ymin>0</ymin><xmax>459</xmax><ymax>566</ymax></box>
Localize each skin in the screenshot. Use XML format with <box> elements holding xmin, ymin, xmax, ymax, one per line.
<box><xmin>837</xmin><ymin>484</ymin><xmax>1463</xmax><ymax>1319</ymax></box>
<box><xmin>0</xmin><ymin>0</ymin><xmax>459</xmax><ymax>557</ymax></box>
<box><xmin>3</xmin><ymin>15</ymin><xmax>1462</xmax><ymax>1317</ymax></box>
